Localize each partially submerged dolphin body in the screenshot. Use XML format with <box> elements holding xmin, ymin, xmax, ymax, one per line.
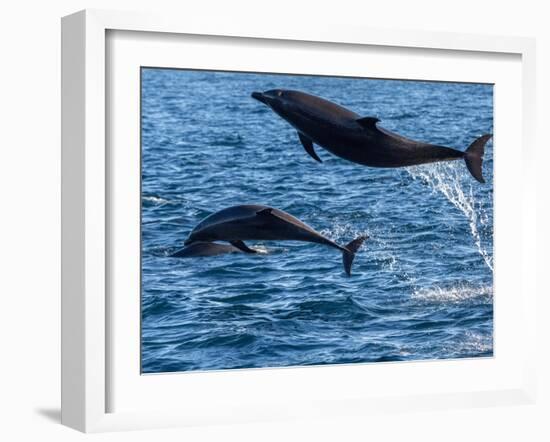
<box><xmin>183</xmin><ymin>204</ymin><xmax>367</xmax><ymax>275</ymax></box>
<box><xmin>251</xmin><ymin>89</ymin><xmax>492</xmax><ymax>183</ymax></box>
<box><xmin>171</xmin><ymin>241</ymin><xmax>245</xmax><ymax>257</ymax></box>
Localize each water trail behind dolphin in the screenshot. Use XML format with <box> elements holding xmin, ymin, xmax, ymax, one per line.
<box><xmin>406</xmin><ymin>163</ymin><xmax>493</xmax><ymax>271</ymax></box>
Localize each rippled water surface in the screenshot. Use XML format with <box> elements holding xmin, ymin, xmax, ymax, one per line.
<box><xmin>141</xmin><ymin>68</ymin><xmax>493</xmax><ymax>373</ymax></box>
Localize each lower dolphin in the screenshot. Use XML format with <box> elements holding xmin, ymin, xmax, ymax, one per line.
<box><xmin>171</xmin><ymin>241</ymin><xmax>246</xmax><ymax>257</ymax></box>
<box><xmin>184</xmin><ymin>204</ymin><xmax>367</xmax><ymax>275</ymax></box>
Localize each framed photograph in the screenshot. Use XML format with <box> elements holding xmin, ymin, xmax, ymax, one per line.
<box><xmin>61</xmin><ymin>9</ymin><xmax>537</xmax><ymax>433</ymax></box>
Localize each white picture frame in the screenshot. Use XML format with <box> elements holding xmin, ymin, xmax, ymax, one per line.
<box><xmin>61</xmin><ymin>9</ymin><xmax>537</xmax><ymax>433</ymax></box>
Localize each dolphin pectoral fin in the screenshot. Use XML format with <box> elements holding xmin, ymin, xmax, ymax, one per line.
<box><xmin>229</xmin><ymin>240</ymin><xmax>257</xmax><ymax>254</ymax></box>
<box><xmin>298</xmin><ymin>132</ymin><xmax>322</xmax><ymax>163</ymax></box>
<box><xmin>356</xmin><ymin>117</ymin><xmax>381</xmax><ymax>131</ymax></box>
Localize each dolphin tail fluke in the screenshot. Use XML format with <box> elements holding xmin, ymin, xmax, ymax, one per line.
<box><xmin>342</xmin><ymin>235</ymin><xmax>368</xmax><ymax>276</ymax></box>
<box><xmin>464</xmin><ymin>134</ymin><xmax>492</xmax><ymax>183</ymax></box>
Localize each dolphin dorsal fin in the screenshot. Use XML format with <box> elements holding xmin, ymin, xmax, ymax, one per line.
<box><xmin>256</xmin><ymin>208</ymin><xmax>273</xmax><ymax>217</ymax></box>
<box><xmin>356</xmin><ymin>117</ymin><xmax>381</xmax><ymax>130</ymax></box>
<box><xmin>256</xmin><ymin>207</ymin><xmax>285</xmax><ymax>222</ymax></box>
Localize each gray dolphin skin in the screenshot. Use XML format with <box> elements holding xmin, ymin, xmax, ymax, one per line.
<box><xmin>251</xmin><ymin>89</ymin><xmax>492</xmax><ymax>183</ymax></box>
<box><xmin>184</xmin><ymin>204</ymin><xmax>367</xmax><ymax>275</ymax></box>
<box><xmin>171</xmin><ymin>241</ymin><xmax>245</xmax><ymax>258</ymax></box>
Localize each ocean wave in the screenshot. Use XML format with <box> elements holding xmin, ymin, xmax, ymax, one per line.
<box><xmin>147</xmin><ymin>246</ymin><xmax>179</xmax><ymax>257</ymax></box>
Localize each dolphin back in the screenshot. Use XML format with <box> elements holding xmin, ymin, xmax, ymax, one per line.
<box><xmin>284</xmin><ymin>90</ymin><xmax>359</xmax><ymax>121</ymax></box>
<box><xmin>190</xmin><ymin>205</ymin><xmax>270</xmax><ymax>236</ymax></box>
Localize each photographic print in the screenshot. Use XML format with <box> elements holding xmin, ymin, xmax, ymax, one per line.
<box><xmin>140</xmin><ymin>68</ymin><xmax>493</xmax><ymax>373</ymax></box>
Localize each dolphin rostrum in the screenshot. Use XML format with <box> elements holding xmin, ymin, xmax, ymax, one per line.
<box><xmin>183</xmin><ymin>204</ymin><xmax>367</xmax><ymax>275</ymax></box>
<box><xmin>251</xmin><ymin>89</ymin><xmax>492</xmax><ymax>183</ymax></box>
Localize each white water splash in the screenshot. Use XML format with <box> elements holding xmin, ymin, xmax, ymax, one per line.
<box><xmin>412</xmin><ymin>283</ymin><xmax>493</xmax><ymax>303</ymax></box>
<box><xmin>319</xmin><ymin>223</ymin><xmax>366</xmax><ymax>244</ymax></box>
<box><xmin>142</xmin><ymin>195</ymin><xmax>170</xmax><ymax>206</ymax></box>
<box><xmin>445</xmin><ymin>330</ymin><xmax>493</xmax><ymax>356</ymax></box>
<box><xmin>407</xmin><ymin>164</ymin><xmax>493</xmax><ymax>271</ymax></box>
<box><xmin>251</xmin><ymin>245</ymin><xmax>270</xmax><ymax>255</ymax></box>
<box><xmin>320</xmin><ymin>222</ymin><xmax>419</xmax><ymax>286</ymax></box>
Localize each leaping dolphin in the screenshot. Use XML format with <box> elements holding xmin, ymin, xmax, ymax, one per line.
<box><xmin>183</xmin><ymin>204</ymin><xmax>367</xmax><ymax>275</ymax></box>
<box><xmin>251</xmin><ymin>89</ymin><xmax>492</xmax><ymax>183</ymax></box>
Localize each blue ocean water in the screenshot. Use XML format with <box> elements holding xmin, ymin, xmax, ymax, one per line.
<box><xmin>141</xmin><ymin>68</ymin><xmax>493</xmax><ymax>373</ymax></box>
